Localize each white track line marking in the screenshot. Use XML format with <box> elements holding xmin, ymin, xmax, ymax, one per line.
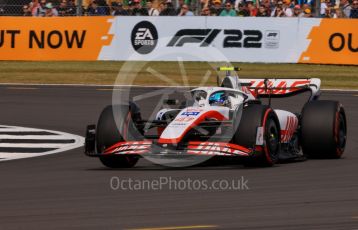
<box><xmin>7</xmin><ymin>87</ymin><xmax>38</xmax><ymax>90</ymax></box>
<box><xmin>0</xmin><ymin>125</ymin><xmax>53</xmax><ymax>131</ymax></box>
<box><xmin>0</xmin><ymin>135</ymin><xmax>74</xmax><ymax>140</ymax></box>
<box><xmin>0</xmin><ymin>143</ymin><xmax>74</xmax><ymax>148</ymax></box>
<box><xmin>0</xmin><ymin>125</ymin><xmax>84</xmax><ymax>162</ymax></box>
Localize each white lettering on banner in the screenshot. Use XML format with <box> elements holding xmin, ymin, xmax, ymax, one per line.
<box><xmin>135</xmin><ymin>40</ymin><xmax>154</xmax><ymax>46</ymax></box>
<box><xmin>135</xmin><ymin>28</ymin><xmax>154</xmax><ymax>40</ymax></box>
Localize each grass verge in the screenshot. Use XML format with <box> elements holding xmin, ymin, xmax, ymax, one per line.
<box><xmin>0</xmin><ymin>61</ymin><xmax>357</xmax><ymax>89</ymax></box>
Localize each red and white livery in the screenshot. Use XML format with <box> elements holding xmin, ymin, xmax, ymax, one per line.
<box><xmin>85</xmin><ymin>67</ymin><xmax>347</xmax><ymax>168</ymax></box>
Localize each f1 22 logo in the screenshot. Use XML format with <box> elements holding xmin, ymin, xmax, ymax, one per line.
<box><xmin>167</xmin><ymin>29</ymin><xmax>263</xmax><ymax>48</ymax></box>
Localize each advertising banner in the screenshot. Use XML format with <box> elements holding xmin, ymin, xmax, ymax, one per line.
<box><xmin>0</xmin><ymin>17</ymin><xmax>356</xmax><ymax>65</ymax></box>
<box><xmin>0</xmin><ymin>17</ymin><xmax>113</xmax><ymax>60</ymax></box>
<box><xmin>298</xmin><ymin>19</ymin><xmax>358</xmax><ymax>65</ymax></box>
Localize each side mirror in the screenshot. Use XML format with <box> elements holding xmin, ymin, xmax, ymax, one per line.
<box><xmin>195</xmin><ymin>95</ymin><xmax>202</xmax><ymax>101</ymax></box>
<box><xmin>163</xmin><ymin>99</ymin><xmax>179</xmax><ymax>105</ymax></box>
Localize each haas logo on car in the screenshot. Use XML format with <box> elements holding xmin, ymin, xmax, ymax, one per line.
<box><xmin>244</xmin><ymin>80</ymin><xmax>311</xmax><ymax>95</ymax></box>
<box><xmin>105</xmin><ymin>141</ymin><xmax>151</xmax><ymax>154</ymax></box>
<box><xmin>188</xmin><ymin>142</ymin><xmax>250</xmax><ymax>156</ymax></box>
<box><xmin>131</xmin><ymin>21</ymin><xmax>158</xmax><ymax>54</ymax></box>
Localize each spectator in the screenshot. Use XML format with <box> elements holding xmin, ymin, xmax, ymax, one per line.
<box><xmin>324</xmin><ymin>3</ymin><xmax>336</xmax><ymax>17</ymax></box>
<box><xmin>88</xmin><ymin>1</ymin><xmax>108</xmax><ymax>15</ymax></box>
<box><xmin>271</xmin><ymin>0</ymin><xmax>292</xmax><ymax>16</ymax></box>
<box><xmin>66</xmin><ymin>0</ymin><xmax>77</xmax><ymax>15</ymax></box>
<box><xmin>292</xmin><ymin>4</ymin><xmax>304</xmax><ymax>16</ymax></box>
<box><xmin>257</xmin><ymin>4</ymin><xmax>270</xmax><ymax>16</ymax></box>
<box><xmin>271</xmin><ymin>0</ymin><xmax>282</xmax><ymax>16</ymax></box>
<box><xmin>112</xmin><ymin>2</ymin><xmax>129</xmax><ymax>15</ymax></box>
<box><xmin>34</xmin><ymin>0</ymin><xmax>47</xmax><ymax>16</ymax></box>
<box><xmin>303</xmin><ymin>7</ymin><xmax>313</xmax><ymax>16</ymax></box>
<box><xmin>210</xmin><ymin>0</ymin><xmax>223</xmax><ymax>16</ymax></box>
<box><xmin>147</xmin><ymin>0</ymin><xmax>159</xmax><ymax>15</ymax></box>
<box><xmin>247</xmin><ymin>0</ymin><xmax>258</xmax><ymax>16</ymax></box>
<box><xmin>287</xmin><ymin>0</ymin><xmax>296</xmax><ymax>8</ymax></box>
<box><xmin>261</xmin><ymin>0</ymin><xmax>273</xmax><ymax>15</ymax></box>
<box><xmin>159</xmin><ymin>1</ymin><xmax>177</xmax><ymax>15</ymax></box>
<box><xmin>98</xmin><ymin>0</ymin><xmax>110</xmax><ymax>15</ymax></box>
<box><xmin>201</xmin><ymin>6</ymin><xmax>211</xmax><ymax>15</ymax></box>
<box><xmin>340</xmin><ymin>0</ymin><xmax>351</xmax><ymax>17</ymax></box>
<box><xmin>237</xmin><ymin>3</ymin><xmax>250</xmax><ymax>16</ymax></box>
<box><xmin>334</xmin><ymin>7</ymin><xmax>345</xmax><ymax>17</ymax></box>
<box><xmin>158</xmin><ymin>1</ymin><xmax>166</xmax><ymax>14</ymax></box>
<box><xmin>126</xmin><ymin>0</ymin><xmax>134</xmax><ymax>15</ymax></box>
<box><xmin>178</xmin><ymin>4</ymin><xmax>194</xmax><ymax>15</ymax></box>
<box><xmin>29</xmin><ymin>0</ymin><xmax>38</xmax><ymax>16</ymax></box>
<box><xmin>200</xmin><ymin>0</ymin><xmax>208</xmax><ymax>9</ymax></box>
<box><xmin>350</xmin><ymin>0</ymin><xmax>358</xmax><ymax>18</ymax></box>
<box><xmin>226</xmin><ymin>0</ymin><xmax>236</xmax><ymax>5</ymax></box>
<box><xmin>176</xmin><ymin>0</ymin><xmax>185</xmax><ymax>14</ymax></box>
<box><xmin>219</xmin><ymin>2</ymin><xmax>236</xmax><ymax>16</ymax></box>
<box><xmin>273</xmin><ymin>5</ymin><xmax>285</xmax><ymax>16</ymax></box>
<box><xmin>301</xmin><ymin>3</ymin><xmax>310</xmax><ymax>11</ymax></box>
<box><xmin>23</xmin><ymin>4</ymin><xmax>32</xmax><ymax>16</ymax></box>
<box><xmin>330</xmin><ymin>6</ymin><xmax>343</xmax><ymax>17</ymax></box>
<box><xmin>282</xmin><ymin>0</ymin><xmax>293</xmax><ymax>16</ymax></box>
<box><xmin>57</xmin><ymin>0</ymin><xmax>67</xmax><ymax>16</ymax></box>
<box><xmin>44</xmin><ymin>2</ymin><xmax>58</xmax><ymax>16</ymax></box>
<box><xmin>201</xmin><ymin>0</ymin><xmax>213</xmax><ymax>12</ymax></box>
<box><xmin>132</xmin><ymin>0</ymin><xmax>148</xmax><ymax>15</ymax></box>
<box><xmin>320</xmin><ymin>0</ymin><xmax>329</xmax><ymax>17</ymax></box>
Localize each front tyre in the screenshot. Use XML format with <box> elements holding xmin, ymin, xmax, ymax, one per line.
<box><xmin>232</xmin><ymin>104</ymin><xmax>280</xmax><ymax>167</ymax></box>
<box><xmin>96</xmin><ymin>104</ymin><xmax>141</xmax><ymax>168</ymax></box>
<box><xmin>300</xmin><ymin>100</ymin><xmax>347</xmax><ymax>159</ymax></box>
<box><xmin>99</xmin><ymin>155</ymin><xmax>138</xmax><ymax>168</ymax></box>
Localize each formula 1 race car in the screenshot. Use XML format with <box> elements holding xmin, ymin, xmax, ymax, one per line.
<box><xmin>84</xmin><ymin>67</ymin><xmax>347</xmax><ymax>168</ymax></box>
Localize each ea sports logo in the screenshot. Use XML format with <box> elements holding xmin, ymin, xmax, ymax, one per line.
<box><xmin>131</xmin><ymin>21</ymin><xmax>158</xmax><ymax>54</ymax></box>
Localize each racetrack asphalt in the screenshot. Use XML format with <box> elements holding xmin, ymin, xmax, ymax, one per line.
<box><xmin>0</xmin><ymin>85</ymin><xmax>357</xmax><ymax>230</ymax></box>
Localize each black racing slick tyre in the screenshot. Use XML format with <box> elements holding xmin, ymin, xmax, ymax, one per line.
<box><xmin>96</xmin><ymin>103</ymin><xmax>142</xmax><ymax>168</ymax></box>
<box><xmin>232</xmin><ymin>104</ymin><xmax>280</xmax><ymax>167</ymax></box>
<box><xmin>300</xmin><ymin>100</ymin><xmax>347</xmax><ymax>159</ymax></box>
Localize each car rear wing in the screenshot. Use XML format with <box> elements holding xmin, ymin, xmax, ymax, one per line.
<box><xmin>238</xmin><ymin>78</ymin><xmax>321</xmax><ymax>100</ymax></box>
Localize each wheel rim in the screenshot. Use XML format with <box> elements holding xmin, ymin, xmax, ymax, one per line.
<box><xmin>338</xmin><ymin>113</ymin><xmax>347</xmax><ymax>150</ymax></box>
<box><xmin>266</xmin><ymin>119</ymin><xmax>279</xmax><ymax>160</ymax></box>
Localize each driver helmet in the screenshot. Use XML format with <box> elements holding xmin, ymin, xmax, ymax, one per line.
<box><xmin>209</xmin><ymin>92</ymin><xmax>227</xmax><ymax>106</ymax></box>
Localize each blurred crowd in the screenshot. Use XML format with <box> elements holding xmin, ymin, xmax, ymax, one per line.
<box><xmin>3</xmin><ymin>0</ymin><xmax>357</xmax><ymax>17</ymax></box>
<box><xmin>21</xmin><ymin>0</ymin><xmax>77</xmax><ymax>16</ymax></box>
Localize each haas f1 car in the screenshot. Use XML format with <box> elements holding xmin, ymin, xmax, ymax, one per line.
<box><xmin>85</xmin><ymin>67</ymin><xmax>347</xmax><ymax>168</ymax></box>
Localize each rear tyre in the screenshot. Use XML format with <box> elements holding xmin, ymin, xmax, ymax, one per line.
<box><xmin>300</xmin><ymin>100</ymin><xmax>347</xmax><ymax>159</ymax></box>
<box><xmin>232</xmin><ymin>104</ymin><xmax>280</xmax><ymax>167</ymax></box>
<box><xmin>96</xmin><ymin>104</ymin><xmax>142</xmax><ymax>168</ymax></box>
